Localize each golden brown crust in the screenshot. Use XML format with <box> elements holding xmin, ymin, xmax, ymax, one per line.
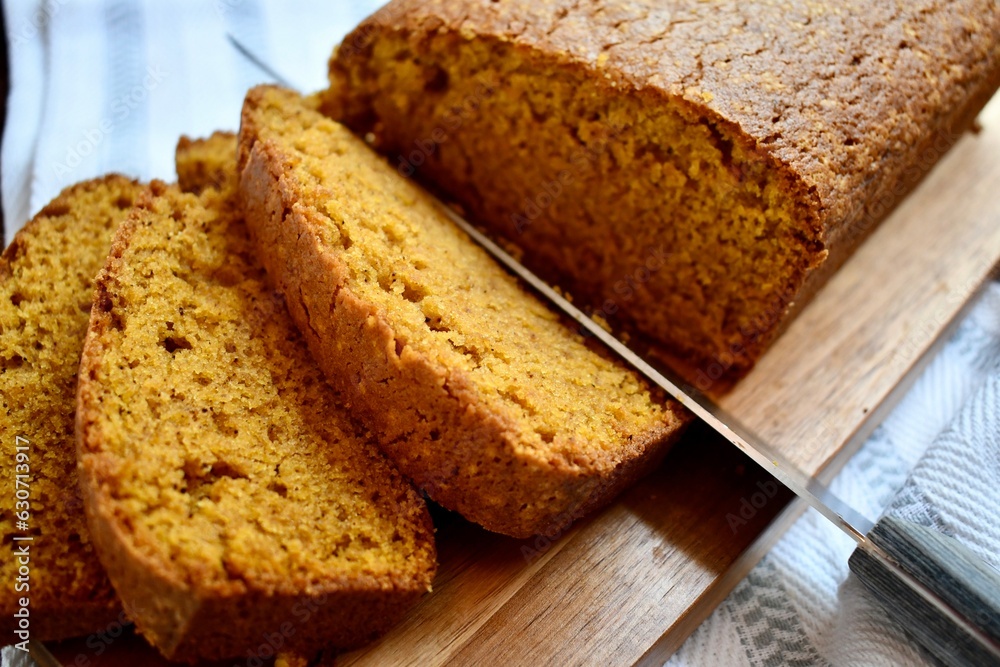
<box><xmin>0</xmin><ymin>175</ymin><xmax>143</xmax><ymax>641</ymax></box>
<box><xmin>326</xmin><ymin>0</ymin><xmax>1000</xmax><ymax>385</ymax></box>
<box><xmin>238</xmin><ymin>86</ymin><xmax>691</xmax><ymax>538</ymax></box>
<box><xmin>336</xmin><ymin>0</ymin><xmax>1000</xmax><ymax>242</ymax></box>
<box><xmin>76</xmin><ymin>174</ymin><xmax>436</xmax><ymax>662</ymax></box>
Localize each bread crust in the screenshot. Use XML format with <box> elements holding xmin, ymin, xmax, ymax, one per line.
<box><xmin>238</xmin><ymin>87</ymin><xmax>690</xmax><ymax>539</ymax></box>
<box><xmin>339</xmin><ymin>0</ymin><xmax>1000</xmax><ymax>242</ymax></box>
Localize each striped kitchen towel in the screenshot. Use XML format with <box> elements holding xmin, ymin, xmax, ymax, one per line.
<box><xmin>1</xmin><ymin>0</ymin><xmax>384</xmax><ymax>242</ymax></box>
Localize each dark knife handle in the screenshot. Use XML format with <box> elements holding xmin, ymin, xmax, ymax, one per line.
<box><xmin>849</xmin><ymin>516</ymin><xmax>1000</xmax><ymax>666</ymax></box>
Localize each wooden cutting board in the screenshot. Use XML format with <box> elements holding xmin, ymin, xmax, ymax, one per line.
<box><xmin>40</xmin><ymin>96</ymin><xmax>1000</xmax><ymax>667</ymax></box>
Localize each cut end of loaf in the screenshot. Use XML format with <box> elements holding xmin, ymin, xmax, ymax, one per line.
<box><xmin>325</xmin><ymin>18</ymin><xmax>826</xmax><ymax>386</ymax></box>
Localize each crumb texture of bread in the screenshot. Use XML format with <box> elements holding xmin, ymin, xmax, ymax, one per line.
<box><xmin>325</xmin><ymin>0</ymin><xmax>1000</xmax><ymax>385</ymax></box>
<box><xmin>0</xmin><ymin>176</ymin><xmax>142</xmax><ymax>640</ymax></box>
<box><xmin>238</xmin><ymin>86</ymin><xmax>691</xmax><ymax>539</ymax></box>
<box><xmin>76</xmin><ymin>152</ymin><xmax>436</xmax><ymax>662</ymax></box>
<box><xmin>175</xmin><ymin>131</ymin><xmax>238</xmax><ymax>195</ymax></box>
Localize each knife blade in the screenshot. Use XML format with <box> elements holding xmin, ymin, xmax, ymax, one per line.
<box><xmin>440</xmin><ymin>205</ymin><xmax>1000</xmax><ymax>667</ymax></box>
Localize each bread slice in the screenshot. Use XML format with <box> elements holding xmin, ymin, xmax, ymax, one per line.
<box><xmin>324</xmin><ymin>0</ymin><xmax>1000</xmax><ymax>386</ymax></box>
<box><xmin>175</xmin><ymin>131</ymin><xmax>237</xmax><ymax>195</ymax></box>
<box><xmin>76</xmin><ymin>148</ymin><xmax>437</xmax><ymax>662</ymax></box>
<box><xmin>0</xmin><ymin>176</ymin><xmax>142</xmax><ymax>641</ymax></box>
<box><xmin>238</xmin><ymin>85</ymin><xmax>692</xmax><ymax>539</ymax></box>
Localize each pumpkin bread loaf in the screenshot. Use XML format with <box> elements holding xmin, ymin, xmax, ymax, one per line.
<box><xmin>76</xmin><ymin>155</ymin><xmax>437</xmax><ymax>662</ymax></box>
<box><xmin>324</xmin><ymin>0</ymin><xmax>1000</xmax><ymax>386</ymax></box>
<box><xmin>238</xmin><ymin>86</ymin><xmax>692</xmax><ymax>539</ymax></box>
<box><xmin>0</xmin><ymin>176</ymin><xmax>142</xmax><ymax>641</ymax></box>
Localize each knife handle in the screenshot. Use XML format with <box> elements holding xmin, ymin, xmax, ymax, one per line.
<box><xmin>848</xmin><ymin>516</ymin><xmax>1000</xmax><ymax>666</ymax></box>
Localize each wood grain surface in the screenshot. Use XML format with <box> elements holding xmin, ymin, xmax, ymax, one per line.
<box><xmin>43</xmin><ymin>96</ymin><xmax>1000</xmax><ymax>667</ymax></box>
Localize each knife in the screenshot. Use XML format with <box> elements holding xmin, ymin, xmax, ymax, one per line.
<box><xmin>440</xmin><ymin>206</ymin><xmax>1000</xmax><ymax>667</ymax></box>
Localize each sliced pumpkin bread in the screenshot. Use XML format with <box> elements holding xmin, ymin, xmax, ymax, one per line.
<box><xmin>76</xmin><ymin>151</ymin><xmax>437</xmax><ymax>662</ymax></box>
<box><xmin>175</xmin><ymin>131</ymin><xmax>239</xmax><ymax>195</ymax></box>
<box><xmin>238</xmin><ymin>85</ymin><xmax>692</xmax><ymax>539</ymax></box>
<box><xmin>0</xmin><ymin>176</ymin><xmax>142</xmax><ymax>640</ymax></box>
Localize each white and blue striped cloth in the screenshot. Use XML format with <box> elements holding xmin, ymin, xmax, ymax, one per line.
<box><xmin>3</xmin><ymin>2</ymin><xmax>999</xmax><ymax>666</ymax></box>
<box><xmin>2</xmin><ymin>0</ymin><xmax>385</xmax><ymax>240</ymax></box>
